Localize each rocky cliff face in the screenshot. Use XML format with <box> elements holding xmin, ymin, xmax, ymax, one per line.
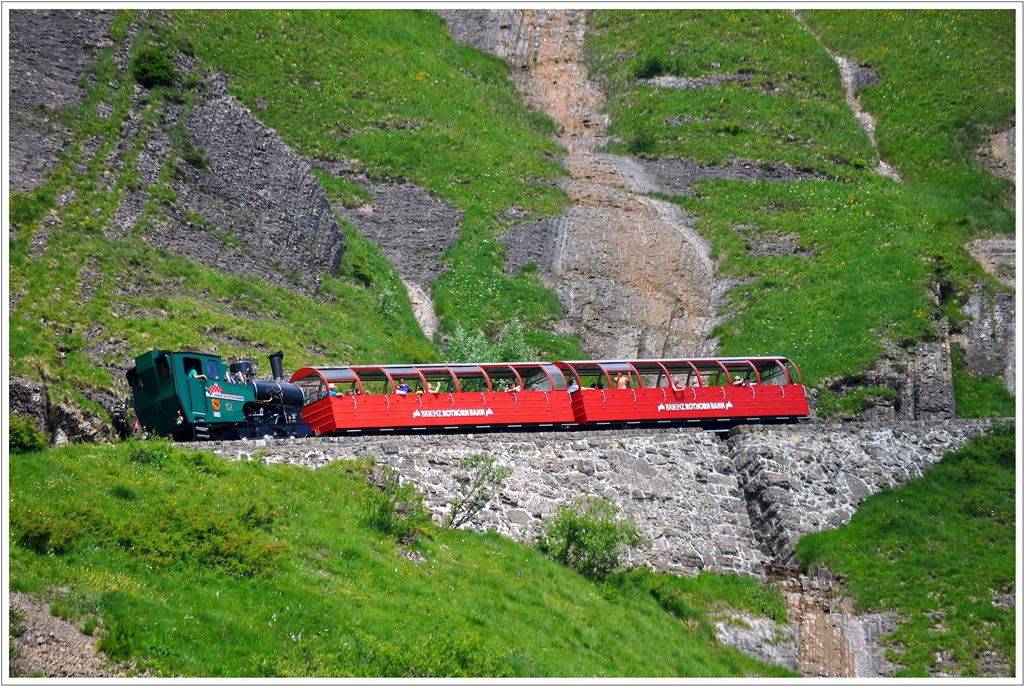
<box><xmin>8</xmin><ymin>10</ymin><xmax>116</xmax><ymax>194</ymax></box>
<box><xmin>115</xmin><ymin>73</ymin><xmax>346</xmax><ymax>291</ymax></box>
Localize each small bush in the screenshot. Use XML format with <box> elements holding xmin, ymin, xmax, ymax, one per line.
<box><xmin>177</xmin><ymin>449</ymin><xmax>227</xmax><ymax>475</ymax></box>
<box><xmin>122</xmin><ymin>438</ymin><xmax>173</xmax><ymax>466</ymax></box>
<box><xmin>632</xmin><ymin>53</ymin><xmax>669</xmax><ymax>80</ymax></box>
<box><xmin>182</xmin><ymin>144</ymin><xmax>210</xmax><ymax>170</ymax></box>
<box><xmin>9</xmin><ymin>608</ymin><xmax>26</xmax><ymax>638</ymax></box>
<box><xmin>111</xmin><ymin>503</ymin><xmax>285</xmax><ymax>577</ymax></box>
<box><xmin>97</xmin><ymin>618</ymin><xmax>137</xmax><ymax>661</ymax></box>
<box><xmin>107</xmin><ymin>484</ymin><xmax>139</xmax><ymax>501</ymax></box>
<box><xmin>131</xmin><ymin>45</ymin><xmax>177</xmax><ymax>88</ymax></box>
<box><xmin>536</xmin><ymin>497</ymin><xmax>647</xmax><ymax>580</ymax></box>
<box><xmin>11</xmin><ymin>505</ymin><xmax>89</xmax><ymax>555</ymax></box>
<box><xmin>445</xmin><ymin>454</ymin><xmax>511</xmax><ymax>529</ymax></box>
<box><xmin>444</xmin><ymin>321</ymin><xmax>535</xmax><ymax>363</ymax></box>
<box><xmin>82</xmin><ymin>617</ymin><xmax>99</xmax><ymax>637</ymax></box>
<box><xmin>363</xmin><ymin>466</ymin><xmax>432</xmax><ymax>543</ymax></box>
<box><xmin>239</xmin><ymin>499</ymin><xmax>277</xmax><ymax>531</ymax></box>
<box><xmin>627</xmin><ymin>129</ymin><xmax>657</xmax><ymax>157</ymax></box>
<box><xmin>10</xmin><ymin>415</ymin><xmax>47</xmax><ymax>453</ymax></box>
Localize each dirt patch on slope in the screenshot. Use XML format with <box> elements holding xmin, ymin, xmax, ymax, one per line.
<box><xmin>8</xmin><ymin>591</ymin><xmax>129</xmax><ymax>678</ymax></box>
<box><xmin>444</xmin><ymin>9</ymin><xmax>718</xmax><ymax>358</ymax></box>
<box><xmin>794</xmin><ymin>12</ymin><xmax>901</xmax><ymax>182</ymax></box>
<box><xmin>967</xmin><ymin>238</ymin><xmax>1015</xmax><ymax>289</ymax></box>
<box><xmin>977</xmin><ymin>123</ymin><xmax>1016</xmax><ymax>183</ymax></box>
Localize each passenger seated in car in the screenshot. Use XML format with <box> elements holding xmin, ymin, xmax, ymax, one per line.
<box><xmin>732</xmin><ymin>376</ymin><xmax>746</xmax><ymax>386</ymax></box>
<box><xmin>427</xmin><ymin>381</ymin><xmax>442</xmax><ymax>394</ymax></box>
<box><xmin>616</xmin><ymin>373</ymin><xmax>630</xmax><ymax>390</ymax></box>
<box><xmin>396</xmin><ymin>380</ymin><xmax>411</xmax><ymax>395</ymax></box>
<box><xmin>567</xmin><ymin>379</ymin><xmax>580</xmax><ymax>393</ymax></box>
<box><xmin>328</xmin><ymin>383</ymin><xmax>342</xmax><ymax>397</ymax></box>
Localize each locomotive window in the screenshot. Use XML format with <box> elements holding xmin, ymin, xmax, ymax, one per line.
<box><xmin>126</xmin><ymin>368</ymin><xmax>141</xmax><ymax>390</ymax></box>
<box><xmin>205</xmin><ymin>359</ymin><xmax>220</xmax><ymax>380</ymax></box>
<box><xmin>183</xmin><ymin>357</ymin><xmax>204</xmax><ymax>378</ymax></box>
<box><xmin>156</xmin><ymin>355</ymin><xmax>171</xmax><ymax>377</ymax></box>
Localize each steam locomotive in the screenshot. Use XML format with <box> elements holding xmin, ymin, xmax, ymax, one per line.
<box><xmin>126</xmin><ymin>349</ymin><xmax>313</xmax><ymax>441</ymax></box>
<box><xmin>128</xmin><ymin>349</ymin><xmax>809</xmax><ymax>441</ymax></box>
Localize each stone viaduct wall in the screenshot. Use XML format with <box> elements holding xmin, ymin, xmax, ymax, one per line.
<box><xmin>196</xmin><ymin>420</ymin><xmax>997</xmax><ymax>578</ymax></box>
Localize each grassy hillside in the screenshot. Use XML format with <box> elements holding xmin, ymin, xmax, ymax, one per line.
<box><xmin>9</xmin><ymin>440</ymin><xmax>793</xmax><ymax>677</ymax></box>
<box><xmin>802</xmin><ymin>9</ymin><xmax>1015</xmax><ymax>222</ymax></box>
<box><xmin>585</xmin><ymin>9</ymin><xmax>1014</xmax><ymax>404</ymax></box>
<box><xmin>174</xmin><ymin>10</ymin><xmax>581</xmax><ymax>357</ymax></box>
<box><xmin>8</xmin><ymin>10</ymin><xmax>439</xmax><ymax>417</ymax></box>
<box><xmin>795</xmin><ymin>423</ymin><xmax>1016</xmax><ymax>676</ymax></box>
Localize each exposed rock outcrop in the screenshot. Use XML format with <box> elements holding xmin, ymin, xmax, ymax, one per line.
<box><xmin>314</xmin><ymin>160</ymin><xmax>462</xmax><ymax>290</ymax></box>
<box><xmin>8</xmin><ymin>377</ymin><xmax>120</xmax><ymax>445</ymax></box>
<box><xmin>956</xmin><ymin>286</ymin><xmax>1016</xmax><ymax>394</ymax></box>
<box><xmin>144</xmin><ymin>77</ymin><xmax>346</xmax><ymax>290</ymax></box>
<box><xmin>8</xmin><ymin>10</ymin><xmax>115</xmax><ymax>194</ymax></box>
<box><xmin>977</xmin><ymin>121</ymin><xmax>1016</xmax><ymax>183</ymax></box>
<box><xmin>441</xmin><ymin>9</ymin><xmax>718</xmax><ymax>359</ymax></box>
<box><xmin>8</xmin><ymin>378</ymin><xmax>52</xmax><ymax>435</ymax></box>
<box><xmin>52</xmin><ymin>403</ymin><xmax>116</xmax><ymax>445</ymax></box>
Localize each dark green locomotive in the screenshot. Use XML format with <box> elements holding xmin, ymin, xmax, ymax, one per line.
<box><xmin>126</xmin><ymin>349</ymin><xmax>312</xmax><ymax>441</ymax></box>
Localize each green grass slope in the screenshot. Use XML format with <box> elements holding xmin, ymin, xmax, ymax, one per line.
<box><xmin>795</xmin><ymin>423</ymin><xmax>1016</xmax><ymax>676</ymax></box>
<box><xmin>9</xmin><ymin>441</ymin><xmax>793</xmax><ymax>678</ymax></box>
<box><xmin>802</xmin><ymin>9</ymin><xmax>1015</xmax><ymax>224</ymax></box>
<box><xmin>174</xmin><ymin>10</ymin><xmax>581</xmax><ymax>357</ymax></box>
<box><xmin>585</xmin><ymin>9</ymin><xmax>1014</xmax><ymax>407</ymax></box>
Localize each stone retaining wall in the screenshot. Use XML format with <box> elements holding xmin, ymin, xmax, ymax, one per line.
<box><xmin>728</xmin><ymin>421</ymin><xmax>994</xmax><ymax>561</ymax></box>
<box><xmin>194</xmin><ymin>419</ymin><xmax>997</xmax><ymax>577</ymax></box>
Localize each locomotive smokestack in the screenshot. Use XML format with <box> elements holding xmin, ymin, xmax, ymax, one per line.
<box><xmin>269</xmin><ymin>351</ymin><xmax>284</xmax><ymax>381</ymax></box>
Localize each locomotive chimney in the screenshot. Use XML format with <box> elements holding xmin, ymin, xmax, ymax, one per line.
<box><xmin>269</xmin><ymin>351</ymin><xmax>284</xmax><ymax>381</ymax></box>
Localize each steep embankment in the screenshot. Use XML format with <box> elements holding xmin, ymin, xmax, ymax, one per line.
<box><xmin>8</xmin><ymin>439</ymin><xmax>794</xmax><ymax>678</ymax></box>
<box><xmin>581</xmin><ymin>9</ymin><xmax>1015</xmax><ymax>419</ymax></box>
<box><xmin>173</xmin><ymin>10</ymin><xmax>580</xmax><ymax>357</ymax></box>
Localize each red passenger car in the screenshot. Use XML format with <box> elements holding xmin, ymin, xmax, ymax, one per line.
<box><xmin>556</xmin><ymin>357</ymin><xmax>809</xmax><ymax>427</ymax></box>
<box><xmin>289</xmin><ymin>362</ymin><xmax>575</xmax><ymax>435</ymax></box>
